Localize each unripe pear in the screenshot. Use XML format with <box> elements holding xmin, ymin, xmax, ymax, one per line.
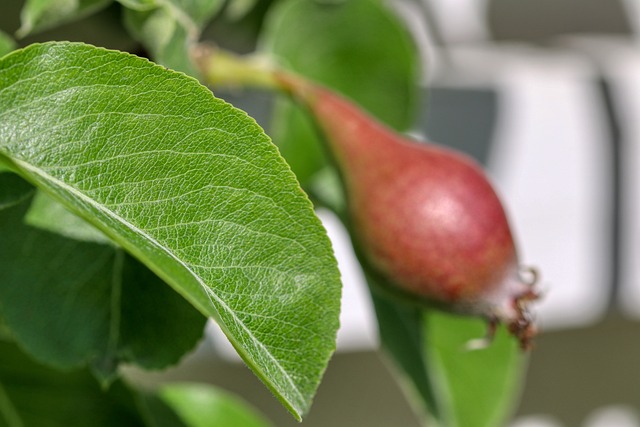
<box><xmin>277</xmin><ymin>74</ymin><xmax>539</xmax><ymax>349</ymax></box>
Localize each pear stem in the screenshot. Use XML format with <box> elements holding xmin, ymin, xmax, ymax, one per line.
<box><xmin>191</xmin><ymin>44</ymin><xmax>283</xmax><ymax>91</ymax></box>
<box><xmin>190</xmin><ymin>44</ymin><xmax>320</xmax><ymax>104</ymax></box>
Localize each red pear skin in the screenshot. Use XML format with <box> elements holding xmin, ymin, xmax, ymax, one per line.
<box><xmin>277</xmin><ymin>74</ymin><xmax>539</xmax><ymax>349</ymax></box>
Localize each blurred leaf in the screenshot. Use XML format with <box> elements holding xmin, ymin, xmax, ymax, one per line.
<box><xmin>0</xmin><ymin>172</ymin><xmax>34</xmax><ymax>210</ymax></box>
<box><xmin>367</xmin><ymin>270</ymin><xmax>524</xmax><ymax>427</ymax></box>
<box><xmin>25</xmin><ymin>190</ymin><xmax>111</xmax><ymax>243</ymax></box>
<box><xmin>260</xmin><ymin>0</ymin><xmax>419</xmax><ymax>186</ymax></box>
<box><xmin>163</xmin><ymin>0</ymin><xmax>226</xmax><ymax>28</ymax></box>
<box><xmin>0</xmin><ymin>340</ymin><xmax>145</xmax><ymax>427</ymax></box>
<box><xmin>0</xmin><ymin>42</ymin><xmax>341</xmax><ymax>420</ymax></box>
<box><xmin>225</xmin><ymin>0</ymin><xmax>259</xmax><ymax>21</ymax></box>
<box><xmin>124</xmin><ymin>6</ymin><xmax>197</xmax><ymax>75</ymax></box>
<box><xmin>0</xmin><ymin>31</ymin><xmax>16</xmax><ymax>57</ymax></box>
<box><xmin>122</xmin><ymin>0</ymin><xmax>224</xmax><ymax>74</ymax></box>
<box><xmin>0</xmin><ymin>189</ymin><xmax>206</xmax><ymax>383</ymax></box>
<box><xmin>367</xmin><ymin>274</ymin><xmax>439</xmax><ymax>425</ymax></box>
<box><xmin>117</xmin><ymin>0</ymin><xmax>156</xmax><ymax>10</ymax></box>
<box><xmin>17</xmin><ymin>0</ymin><xmax>113</xmax><ymax>38</ymax></box>
<box><xmin>153</xmin><ymin>383</ymin><xmax>274</xmax><ymax>427</ymax></box>
<box><xmin>423</xmin><ymin>311</ymin><xmax>524</xmax><ymax>427</ymax></box>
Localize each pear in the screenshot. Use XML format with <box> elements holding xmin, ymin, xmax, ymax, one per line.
<box><xmin>278</xmin><ymin>73</ymin><xmax>540</xmax><ymax>349</ymax></box>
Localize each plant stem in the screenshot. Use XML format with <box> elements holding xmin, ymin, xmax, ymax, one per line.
<box><xmin>190</xmin><ymin>44</ymin><xmax>318</xmax><ymax>105</ymax></box>
<box><xmin>191</xmin><ymin>44</ymin><xmax>282</xmax><ymax>91</ymax></box>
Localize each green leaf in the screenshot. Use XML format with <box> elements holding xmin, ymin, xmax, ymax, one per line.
<box><xmin>160</xmin><ymin>0</ymin><xmax>226</xmax><ymax>29</ymax></box>
<box><xmin>0</xmin><ymin>42</ymin><xmax>341</xmax><ymax>419</ymax></box>
<box><xmin>0</xmin><ymin>189</ymin><xmax>206</xmax><ymax>382</ymax></box>
<box><xmin>124</xmin><ymin>7</ymin><xmax>198</xmax><ymax>75</ymax></box>
<box><xmin>116</xmin><ymin>0</ymin><xmax>156</xmax><ymax>10</ymax></box>
<box><xmin>225</xmin><ymin>0</ymin><xmax>259</xmax><ymax>21</ymax></box>
<box><xmin>0</xmin><ymin>31</ymin><xmax>16</xmax><ymax>58</ymax></box>
<box><xmin>260</xmin><ymin>0</ymin><xmax>420</xmax><ymax>186</ymax></box>
<box><xmin>0</xmin><ymin>340</ymin><xmax>145</xmax><ymax>427</ymax></box>
<box><xmin>368</xmin><ymin>271</ymin><xmax>524</xmax><ymax>427</ymax></box>
<box><xmin>25</xmin><ymin>190</ymin><xmax>111</xmax><ymax>243</ymax></box>
<box><xmin>370</xmin><ymin>290</ymin><xmax>438</xmax><ymax>425</ymax></box>
<box><xmin>17</xmin><ymin>0</ymin><xmax>113</xmax><ymax>38</ymax></box>
<box><xmin>123</xmin><ymin>0</ymin><xmax>225</xmax><ymax>74</ymax></box>
<box><xmin>0</xmin><ymin>172</ymin><xmax>34</xmax><ymax>210</ymax></box>
<box><xmin>423</xmin><ymin>311</ymin><xmax>524</xmax><ymax>427</ymax></box>
<box><xmin>155</xmin><ymin>383</ymin><xmax>274</xmax><ymax>427</ymax></box>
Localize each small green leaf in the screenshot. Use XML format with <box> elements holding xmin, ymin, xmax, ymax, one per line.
<box><xmin>26</xmin><ymin>190</ymin><xmax>111</xmax><ymax>243</ymax></box>
<box><xmin>367</xmin><ymin>273</ymin><xmax>438</xmax><ymax>425</ymax></box>
<box><xmin>124</xmin><ymin>7</ymin><xmax>197</xmax><ymax>75</ymax></box>
<box><xmin>0</xmin><ymin>340</ymin><xmax>145</xmax><ymax>427</ymax></box>
<box><xmin>17</xmin><ymin>0</ymin><xmax>113</xmax><ymax>38</ymax></box>
<box><xmin>260</xmin><ymin>0</ymin><xmax>420</xmax><ymax>186</ymax></box>
<box><xmin>94</xmin><ymin>251</ymin><xmax>207</xmax><ymax>382</ymax></box>
<box><xmin>370</xmin><ymin>279</ymin><xmax>524</xmax><ymax>427</ymax></box>
<box><xmin>0</xmin><ymin>191</ymin><xmax>206</xmax><ymax>382</ymax></box>
<box><xmin>123</xmin><ymin>0</ymin><xmax>224</xmax><ymax>74</ymax></box>
<box><xmin>0</xmin><ymin>31</ymin><xmax>16</xmax><ymax>58</ymax></box>
<box><xmin>161</xmin><ymin>0</ymin><xmax>226</xmax><ymax>29</ymax></box>
<box><xmin>0</xmin><ymin>42</ymin><xmax>341</xmax><ymax>419</ymax></box>
<box><xmin>157</xmin><ymin>383</ymin><xmax>274</xmax><ymax>427</ymax></box>
<box><xmin>424</xmin><ymin>311</ymin><xmax>524</xmax><ymax>427</ymax></box>
<box><xmin>116</xmin><ymin>0</ymin><xmax>156</xmax><ymax>10</ymax></box>
<box><xmin>225</xmin><ymin>0</ymin><xmax>259</xmax><ymax>21</ymax></box>
<box><xmin>0</xmin><ymin>173</ymin><xmax>34</xmax><ymax>210</ymax></box>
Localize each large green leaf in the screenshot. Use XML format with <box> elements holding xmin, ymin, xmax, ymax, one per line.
<box><xmin>0</xmin><ymin>339</ymin><xmax>145</xmax><ymax>427</ymax></box>
<box><xmin>0</xmin><ymin>42</ymin><xmax>340</xmax><ymax>420</ymax></box>
<box><xmin>260</xmin><ymin>0</ymin><xmax>420</xmax><ymax>186</ymax></box>
<box><xmin>0</xmin><ymin>181</ymin><xmax>206</xmax><ymax>383</ymax></box>
<box><xmin>122</xmin><ymin>0</ymin><xmax>225</xmax><ymax>74</ymax></box>
<box><xmin>17</xmin><ymin>0</ymin><xmax>113</xmax><ymax>38</ymax></box>
<box><xmin>368</xmin><ymin>271</ymin><xmax>524</xmax><ymax>427</ymax></box>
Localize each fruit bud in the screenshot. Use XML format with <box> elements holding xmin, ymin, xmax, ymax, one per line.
<box><xmin>277</xmin><ymin>73</ymin><xmax>540</xmax><ymax>349</ymax></box>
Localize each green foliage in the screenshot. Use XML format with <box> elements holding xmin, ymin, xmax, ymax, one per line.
<box><xmin>0</xmin><ymin>339</ymin><xmax>273</xmax><ymax>426</ymax></box>
<box><xmin>0</xmin><ymin>183</ymin><xmax>206</xmax><ymax>383</ymax></box>
<box><xmin>17</xmin><ymin>0</ymin><xmax>112</xmax><ymax>37</ymax></box>
<box><xmin>156</xmin><ymin>383</ymin><xmax>274</xmax><ymax>427</ymax></box>
<box><xmin>424</xmin><ymin>311</ymin><xmax>524</xmax><ymax>427</ymax></box>
<box><xmin>0</xmin><ymin>42</ymin><xmax>341</xmax><ymax>419</ymax></box>
<box><xmin>225</xmin><ymin>0</ymin><xmax>259</xmax><ymax>21</ymax></box>
<box><xmin>123</xmin><ymin>0</ymin><xmax>225</xmax><ymax>74</ymax></box>
<box><xmin>370</xmin><ymin>271</ymin><xmax>523</xmax><ymax>427</ymax></box>
<box><xmin>0</xmin><ymin>339</ymin><xmax>145</xmax><ymax>426</ymax></box>
<box><xmin>25</xmin><ymin>191</ymin><xmax>112</xmax><ymax>243</ymax></box>
<box><xmin>260</xmin><ymin>0</ymin><xmax>420</xmax><ymax>186</ymax></box>
<box><xmin>0</xmin><ymin>173</ymin><xmax>34</xmax><ymax>209</ymax></box>
<box><xmin>0</xmin><ymin>31</ymin><xmax>15</xmax><ymax>57</ymax></box>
